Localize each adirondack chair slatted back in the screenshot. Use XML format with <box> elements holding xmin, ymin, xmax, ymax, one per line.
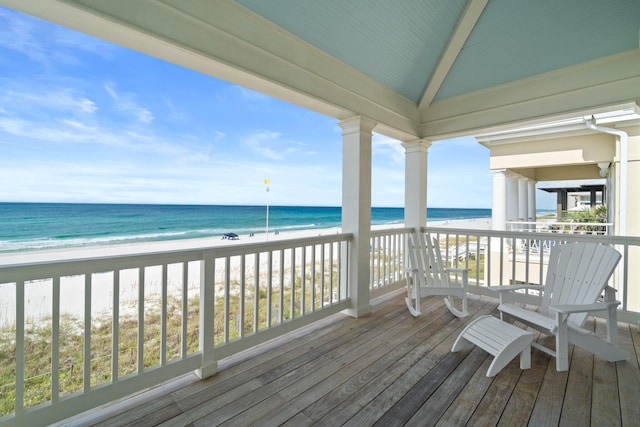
<box><xmin>540</xmin><ymin>242</ymin><xmax>621</xmax><ymax>328</ymax></box>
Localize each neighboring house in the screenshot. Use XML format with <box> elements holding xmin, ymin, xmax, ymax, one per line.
<box><xmin>476</xmin><ymin>107</ymin><xmax>640</xmax><ymax>310</ymax></box>
<box><xmin>476</xmin><ymin>106</ymin><xmax>640</xmax><ymax>238</ymax></box>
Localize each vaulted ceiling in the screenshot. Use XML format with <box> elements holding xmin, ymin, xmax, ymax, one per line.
<box><xmin>3</xmin><ymin>0</ymin><xmax>640</xmax><ymax>141</ymax></box>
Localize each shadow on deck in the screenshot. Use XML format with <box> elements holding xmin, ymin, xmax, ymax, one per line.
<box><xmin>58</xmin><ymin>292</ymin><xmax>640</xmax><ymax>426</ymax></box>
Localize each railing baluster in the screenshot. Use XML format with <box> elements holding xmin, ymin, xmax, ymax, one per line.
<box><xmin>113</xmin><ymin>270</ymin><xmax>120</xmax><ymax>380</ymax></box>
<box><xmin>279</xmin><ymin>249</ymin><xmax>285</xmax><ymax>323</ymax></box>
<box><xmin>51</xmin><ymin>276</ymin><xmax>60</xmax><ymax>403</ymax></box>
<box><xmin>137</xmin><ymin>267</ymin><xmax>144</xmax><ymax>374</ymax></box>
<box><xmin>181</xmin><ymin>262</ymin><xmax>188</xmax><ymax>357</ymax></box>
<box><xmin>161</xmin><ymin>264</ymin><xmax>168</xmax><ymax>366</ymax></box>
<box><xmin>254</xmin><ymin>253</ymin><xmax>259</xmax><ymax>333</ymax></box>
<box><xmin>239</xmin><ymin>255</ymin><xmax>245</xmax><ymax>338</ymax></box>
<box><xmin>267</xmin><ymin>251</ymin><xmax>273</xmax><ymax>328</ymax></box>
<box><xmin>15</xmin><ymin>280</ymin><xmax>25</xmax><ymax>416</ymax></box>
<box><xmin>301</xmin><ymin>245</ymin><xmax>306</xmax><ymax>315</ymax></box>
<box><xmin>329</xmin><ymin>243</ymin><xmax>340</xmax><ymax>305</ymax></box>
<box><xmin>224</xmin><ymin>256</ymin><xmax>231</xmax><ymax>344</ymax></box>
<box><xmin>84</xmin><ymin>274</ymin><xmax>91</xmax><ymax>390</ymax></box>
<box><xmin>320</xmin><ymin>243</ymin><xmax>325</xmax><ymax>307</ymax></box>
<box><xmin>311</xmin><ymin>244</ymin><xmax>316</xmax><ymax>311</ymax></box>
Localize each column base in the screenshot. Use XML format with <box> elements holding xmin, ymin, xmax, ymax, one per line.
<box><xmin>196</xmin><ymin>361</ymin><xmax>218</xmax><ymax>379</ymax></box>
<box><xmin>342</xmin><ymin>304</ymin><xmax>372</xmax><ymax>318</ymax></box>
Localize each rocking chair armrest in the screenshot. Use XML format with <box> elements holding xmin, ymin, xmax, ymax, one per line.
<box><xmin>445</xmin><ymin>267</ymin><xmax>470</xmax><ymax>273</ymax></box>
<box><xmin>550</xmin><ymin>300</ymin><xmax>621</xmax><ymax>314</ymax></box>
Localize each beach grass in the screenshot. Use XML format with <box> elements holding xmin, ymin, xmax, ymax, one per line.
<box><xmin>0</xmin><ymin>263</ymin><xmax>343</xmax><ymax>416</ymax></box>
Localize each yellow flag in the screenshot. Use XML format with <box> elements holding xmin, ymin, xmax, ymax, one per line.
<box><xmin>264</xmin><ymin>179</ymin><xmax>269</xmax><ymax>186</ymax></box>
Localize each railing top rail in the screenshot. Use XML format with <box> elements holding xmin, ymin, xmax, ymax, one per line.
<box><xmin>423</xmin><ymin>226</ymin><xmax>640</xmax><ymax>246</ymax></box>
<box><xmin>0</xmin><ymin>233</ymin><xmax>354</xmax><ymax>275</ymax></box>
<box><xmin>507</xmin><ymin>220</ymin><xmax>613</xmax><ymax>227</ymax></box>
<box><xmin>370</xmin><ymin>227</ymin><xmax>414</xmax><ymax>237</ymax></box>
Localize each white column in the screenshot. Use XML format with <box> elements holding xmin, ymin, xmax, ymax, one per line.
<box><xmin>403</xmin><ymin>139</ymin><xmax>431</xmax><ymax>230</ymax></box>
<box><xmin>518</xmin><ymin>178</ymin><xmax>528</xmax><ymax>221</ymax></box>
<box><xmin>492</xmin><ymin>169</ymin><xmax>507</xmax><ymax>231</ymax></box>
<box><xmin>339</xmin><ymin>115</ymin><xmax>376</xmax><ymax>318</ymax></box>
<box><xmin>528</xmin><ymin>179</ymin><xmax>536</xmax><ymax>222</ymax></box>
<box><xmin>506</xmin><ymin>172</ymin><xmax>519</xmax><ymax>223</ymax></box>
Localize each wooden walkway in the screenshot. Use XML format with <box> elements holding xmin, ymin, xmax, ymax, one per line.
<box><xmin>70</xmin><ymin>292</ymin><xmax>640</xmax><ymax>427</ymax></box>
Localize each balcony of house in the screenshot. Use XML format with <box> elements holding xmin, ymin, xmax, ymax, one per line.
<box><xmin>1</xmin><ymin>227</ymin><xmax>639</xmax><ymax>426</ymax></box>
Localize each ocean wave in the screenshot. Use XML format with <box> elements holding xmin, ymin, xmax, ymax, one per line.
<box><xmin>0</xmin><ymin>230</ymin><xmax>222</xmax><ymax>253</ymax></box>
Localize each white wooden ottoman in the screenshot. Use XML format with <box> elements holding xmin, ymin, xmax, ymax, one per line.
<box><xmin>452</xmin><ymin>315</ymin><xmax>533</xmax><ymax>377</ymax></box>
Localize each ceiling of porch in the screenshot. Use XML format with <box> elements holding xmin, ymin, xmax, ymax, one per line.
<box><xmin>2</xmin><ymin>0</ymin><xmax>640</xmax><ymax>140</ymax></box>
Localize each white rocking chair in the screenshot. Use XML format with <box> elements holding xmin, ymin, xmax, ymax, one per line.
<box><xmin>492</xmin><ymin>241</ymin><xmax>628</xmax><ymax>371</ymax></box>
<box><xmin>405</xmin><ymin>232</ymin><xmax>469</xmax><ymax>318</ymax></box>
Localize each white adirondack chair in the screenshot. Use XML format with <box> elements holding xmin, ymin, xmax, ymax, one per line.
<box><xmin>492</xmin><ymin>241</ymin><xmax>627</xmax><ymax>371</ymax></box>
<box><xmin>405</xmin><ymin>232</ymin><xmax>469</xmax><ymax>318</ymax></box>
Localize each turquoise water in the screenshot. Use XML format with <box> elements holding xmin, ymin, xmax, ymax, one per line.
<box><xmin>0</xmin><ymin>203</ymin><xmax>492</xmax><ymax>252</ymax></box>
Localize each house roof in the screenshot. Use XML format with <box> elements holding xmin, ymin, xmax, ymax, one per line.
<box><xmin>539</xmin><ymin>179</ymin><xmax>606</xmax><ymax>193</ymax></box>
<box><xmin>2</xmin><ymin>0</ymin><xmax>640</xmax><ymax>140</ymax></box>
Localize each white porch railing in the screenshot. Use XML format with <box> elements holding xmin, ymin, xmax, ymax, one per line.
<box><xmin>1</xmin><ymin>226</ymin><xmax>638</xmax><ymax>426</ymax></box>
<box><xmin>369</xmin><ymin>228</ymin><xmax>410</xmax><ymax>297</ymax></box>
<box><xmin>425</xmin><ymin>226</ymin><xmax>640</xmax><ymax>326</ymax></box>
<box><xmin>0</xmin><ymin>234</ymin><xmax>352</xmax><ymax>427</ymax></box>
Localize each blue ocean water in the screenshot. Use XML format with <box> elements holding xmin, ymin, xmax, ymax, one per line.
<box><xmin>0</xmin><ymin>203</ymin><xmax>492</xmax><ymax>253</ymax></box>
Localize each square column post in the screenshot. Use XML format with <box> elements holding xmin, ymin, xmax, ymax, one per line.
<box><xmin>402</xmin><ymin>139</ymin><xmax>431</xmax><ymax>230</ymax></box>
<box><xmin>339</xmin><ymin>116</ymin><xmax>376</xmax><ymax>318</ymax></box>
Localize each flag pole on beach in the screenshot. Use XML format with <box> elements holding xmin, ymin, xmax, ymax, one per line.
<box><xmin>264</xmin><ymin>178</ymin><xmax>270</xmax><ymax>240</ymax></box>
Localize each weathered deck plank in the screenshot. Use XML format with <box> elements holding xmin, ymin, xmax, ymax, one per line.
<box><xmin>75</xmin><ymin>293</ymin><xmax>638</xmax><ymax>427</ymax></box>
<box><xmin>616</xmin><ymin>322</ymin><xmax>640</xmax><ymax>427</ymax></box>
<box><xmin>312</xmin><ymin>300</ymin><xmax>492</xmax><ymax>427</ymax></box>
<box><xmin>591</xmin><ymin>318</ymin><xmax>622</xmax><ymax>426</ymax></box>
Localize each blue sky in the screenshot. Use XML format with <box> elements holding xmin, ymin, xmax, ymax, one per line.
<box><xmin>0</xmin><ymin>7</ymin><xmax>555</xmax><ymax>209</ymax></box>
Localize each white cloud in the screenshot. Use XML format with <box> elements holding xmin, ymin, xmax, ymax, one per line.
<box><xmin>372</xmin><ymin>134</ymin><xmax>404</xmax><ymax>164</ymax></box>
<box><xmin>243</xmin><ymin>131</ymin><xmax>285</xmax><ymax>160</ymax></box>
<box><xmin>103</xmin><ymin>83</ymin><xmax>154</xmax><ymax>123</ymax></box>
<box><xmin>0</xmin><ymin>87</ymin><xmax>97</xmax><ymax>115</ymax></box>
<box><xmin>0</xmin><ymin>8</ymin><xmax>115</xmax><ymax>66</ymax></box>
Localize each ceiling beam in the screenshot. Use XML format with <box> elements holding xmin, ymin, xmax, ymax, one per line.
<box><xmin>418</xmin><ymin>0</ymin><xmax>488</xmax><ymax>111</ymax></box>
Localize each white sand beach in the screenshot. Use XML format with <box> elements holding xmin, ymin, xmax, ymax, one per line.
<box><xmin>0</xmin><ymin>217</ymin><xmax>491</xmax><ymax>266</ymax></box>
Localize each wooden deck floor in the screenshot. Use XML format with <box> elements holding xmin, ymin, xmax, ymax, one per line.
<box><xmin>71</xmin><ymin>292</ymin><xmax>640</xmax><ymax>427</ymax></box>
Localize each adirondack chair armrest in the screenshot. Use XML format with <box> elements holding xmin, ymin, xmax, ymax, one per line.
<box><xmin>550</xmin><ymin>300</ymin><xmax>621</xmax><ymax>315</ymax></box>
<box><xmin>490</xmin><ymin>285</ymin><xmax>544</xmax><ymax>304</ymax></box>
<box><xmin>489</xmin><ymin>285</ymin><xmax>544</xmax><ymax>292</ymax></box>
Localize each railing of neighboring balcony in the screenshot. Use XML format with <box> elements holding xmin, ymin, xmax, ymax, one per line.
<box><xmin>507</xmin><ymin>220</ymin><xmax>613</xmax><ymax>235</ymax></box>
